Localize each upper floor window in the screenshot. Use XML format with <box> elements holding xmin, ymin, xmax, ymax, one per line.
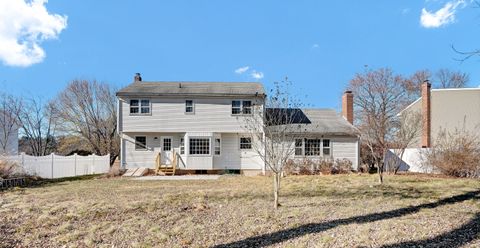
<box><xmin>130</xmin><ymin>99</ymin><xmax>150</xmax><ymax>114</ymax></box>
<box><xmin>232</xmin><ymin>100</ymin><xmax>253</xmax><ymax>115</ymax></box>
<box><xmin>185</xmin><ymin>100</ymin><xmax>194</xmax><ymax>113</ymax></box>
<box><xmin>240</xmin><ymin>137</ymin><xmax>252</xmax><ymax>150</ymax></box>
<box><xmin>232</xmin><ymin>101</ymin><xmax>241</xmax><ymax>115</ymax></box>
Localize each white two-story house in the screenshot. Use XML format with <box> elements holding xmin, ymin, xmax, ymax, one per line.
<box><xmin>117</xmin><ymin>74</ymin><xmax>360</xmax><ymax>175</ymax></box>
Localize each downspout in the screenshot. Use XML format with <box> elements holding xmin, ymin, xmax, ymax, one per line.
<box><xmin>262</xmin><ymin>94</ymin><xmax>266</xmax><ymax>175</ymax></box>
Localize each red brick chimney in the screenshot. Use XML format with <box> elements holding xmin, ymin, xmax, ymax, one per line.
<box><xmin>421</xmin><ymin>80</ymin><xmax>431</xmax><ymax>148</ymax></box>
<box><xmin>342</xmin><ymin>91</ymin><xmax>354</xmax><ymax>124</ymax></box>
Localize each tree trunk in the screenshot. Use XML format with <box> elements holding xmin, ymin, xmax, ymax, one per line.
<box><xmin>378</xmin><ymin>163</ymin><xmax>383</xmax><ymax>184</ymax></box>
<box><xmin>273</xmin><ymin>172</ymin><xmax>281</xmax><ymax>209</ymax></box>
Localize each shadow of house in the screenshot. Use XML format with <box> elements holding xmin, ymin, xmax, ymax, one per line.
<box><xmin>212</xmin><ymin>190</ymin><xmax>480</xmax><ymax>248</ymax></box>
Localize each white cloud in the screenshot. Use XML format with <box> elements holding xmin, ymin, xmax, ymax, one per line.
<box><xmin>234</xmin><ymin>66</ymin><xmax>249</xmax><ymax>74</ymax></box>
<box><xmin>250</xmin><ymin>71</ymin><xmax>264</xmax><ymax>80</ymax></box>
<box><xmin>0</xmin><ymin>0</ymin><xmax>68</xmax><ymax>67</ymax></box>
<box><xmin>420</xmin><ymin>0</ymin><xmax>466</xmax><ymax>28</ymax></box>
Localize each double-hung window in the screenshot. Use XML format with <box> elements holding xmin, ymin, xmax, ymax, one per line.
<box><xmin>295</xmin><ymin>139</ymin><xmax>303</xmax><ymax>156</ymax></box>
<box><xmin>322</xmin><ymin>139</ymin><xmax>331</xmax><ymax>157</ymax></box>
<box><xmin>189</xmin><ymin>138</ymin><xmax>210</xmax><ymax>155</ymax></box>
<box><xmin>240</xmin><ymin>137</ymin><xmax>252</xmax><ymax>150</ymax></box>
<box><xmin>232</xmin><ymin>100</ymin><xmax>253</xmax><ymax>115</ymax></box>
<box><xmin>242</xmin><ymin>101</ymin><xmax>252</xmax><ymax>114</ymax></box>
<box><xmin>232</xmin><ymin>101</ymin><xmax>242</xmax><ymax>115</ymax></box>
<box><xmin>185</xmin><ymin>100</ymin><xmax>194</xmax><ymax>113</ymax></box>
<box><xmin>135</xmin><ymin>136</ymin><xmax>147</xmax><ymax>150</ymax></box>
<box><xmin>305</xmin><ymin>139</ymin><xmax>321</xmax><ymax>156</ymax></box>
<box><xmin>130</xmin><ymin>99</ymin><xmax>150</xmax><ymax>114</ymax></box>
<box><xmin>214</xmin><ymin>138</ymin><xmax>221</xmax><ymax>155</ymax></box>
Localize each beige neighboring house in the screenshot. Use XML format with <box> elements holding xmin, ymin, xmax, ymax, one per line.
<box><xmin>400</xmin><ymin>82</ymin><xmax>480</xmax><ymax>148</ymax></box>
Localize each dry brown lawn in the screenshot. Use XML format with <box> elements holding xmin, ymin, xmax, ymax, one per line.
<box><xmin>1</xmin><ymin>174</ymin><xmax>480</xmax><ymax>247</ymax></box>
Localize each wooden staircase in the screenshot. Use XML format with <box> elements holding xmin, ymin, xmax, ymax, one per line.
<box><xmin>155</xmin><ymin>151</ymin><xmax>177</xmax><ymax>176</ymax></box>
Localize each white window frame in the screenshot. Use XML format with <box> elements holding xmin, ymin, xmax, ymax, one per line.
<box><xmin>240</xmin><ymin>137</ymin><xmax>252</xmax><ymax>150</ymax></box>
<box><xmin>322</xmin><ymin>139</ymin><xmax>331</xmax><ymax>157</ymax></box>
<box><xmin>134</xmin><ymin>136</ymin><xmax>147</xmax><ymax>151</ymax></box>
<box><xmin>130</xmin><ymin>99</ymin><xmax>151</xmax><ymax>115</ymax></box>
<box><xmin>214</xmin><ymin>138</ymin><xmax>221</xmax><ymax>156</ymax></box>
<box><xmin>295</xmin><ymin>139</ymin><xmax>304</xmax><ymax>156</ymax></box>
<box><xmin>185</xmin><ymin>100</ymin><xmax>194</xmax><ymax>114</ymax></box>
<box><xmin>188</xmin><ymin>137</ymin><xmax>211</xmax><ymax>156</ymax></box>
<box><xmin>232</xmin><ymin>100</ymin><xmax>253</xmax><ymax>116</ymax></box>
<box><xmin>304</xmin><ymin>138</ymin><xmax>321</xmax><ymax>156</ymax></box>
<box><xmin>180</xmin><ymin>138</ymin><xmax>185</xmax><ymax>155</ymax></box>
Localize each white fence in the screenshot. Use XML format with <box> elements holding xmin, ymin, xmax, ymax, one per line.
<box><xmin>3</xmin><ymin>153</ymin><xmax>110</xmax><ymax>179</ymax></box>
<box><xmin>384</xmin><ymin>148</ymin><xmax>436</xmax><ymax>173</ymax></box>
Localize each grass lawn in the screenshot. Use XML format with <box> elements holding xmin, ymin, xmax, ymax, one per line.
<box><xmin>1</xmin><ymin>174</ymin><xmax>480</xmax><ymax>247</ymax></box>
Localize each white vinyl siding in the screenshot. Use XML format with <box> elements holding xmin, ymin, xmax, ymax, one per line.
<box><xmin>121</xmin><ymin>97</ymin><xmax>263</xmax><ymax>133</ymax></box>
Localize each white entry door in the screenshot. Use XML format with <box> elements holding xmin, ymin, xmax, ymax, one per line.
<box><xmin>160</xmin><ymin>136</ymin><xmax>173</xmax><ymax>165</ymax></box>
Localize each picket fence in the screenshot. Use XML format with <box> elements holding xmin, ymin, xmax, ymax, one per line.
<box><xmin>4</xmin><ymin>153</ymin><xmax>110</xmax><ymax>179</ymax></box>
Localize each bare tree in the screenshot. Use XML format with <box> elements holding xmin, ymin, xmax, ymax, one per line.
<box><xmin>17</xmin><ymin>97</ymin><xmax>57</xmax><ymax>156</ymax></box>
<box><xmin>435</xmin><ymin>69</ymin><xmax>469</xmax><ymax>88</ymax></box>
<box><xmin>348</xmin><ymin>68</ymin><xmax>410</xmax><ymax>183</ymax></box>
<box><xmin>0</xmin><ymin>92</ymin><xmax>21</xmax><ymax>155</ymax></box>
<box><xmin>406</xmin><ymin>69</ymin><xmax>469</xmax><ymax>99</ymax></box>
<box><xmin>243</xmin><ymin>78</ymin><xmax>307</xmax><ymax>209</ymax></box>
<box><xmin>385</xmin><ymin>110</ymin><xmax>422</xmax><ymax>174</ymax></box>
<box><xmin>52</xmin><ymin>80</ymin><xmax>119</xmax><ymax>165</ymax></box>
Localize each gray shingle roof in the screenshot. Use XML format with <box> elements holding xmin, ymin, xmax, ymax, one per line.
<box><xmin>266</xmin><ymin>108</ymin><xmax>360</xmax><ymax>136</ymax></box>
<box><xmin>116</xmin><ymin>81</ymin><xmax>266</xmax><ymax>97</ymax></box>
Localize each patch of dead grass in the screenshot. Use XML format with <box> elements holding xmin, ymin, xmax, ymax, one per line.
<box><xmin>0</xmin><ymin>174</ymin><xmax>479</xmax><ymax>247</ymax></box>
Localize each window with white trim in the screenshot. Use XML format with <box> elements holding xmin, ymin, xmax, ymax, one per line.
<box><xmin>232</xmin><ymin>100</ymin><xmax>253</xmax><ymax>115</ymax></box>
<box><xmin>232</xmin><ymin>101</ymin><xmax>241</xmax><ymax>115</ymax></box>
<box><xmin>295</xmin><ymin>139</ymin><xmax>303</xmax><ymax>156</ymax></box>
<box><xmin>163</xmin><ymin>138</ymin><xmax>171</xmax><ymax>151</ymax></box>
<box><xmin>214</xmin><ymin>138</ymin><xmax>221</xmax><ymax>155</ymax></box>
<box><xmin>305</xmin><ymin>139</ymin><xmax>321</xmax><ymax>156</ymax></box>
<box><xmin>180</xmin><ymin>138</ymin><xmax>185</xmax><ymax>155</ymax></box>
<box><xmin>322</xmin><ymin>139</ymin><xmax>331</xmax><ymax>157</ymax></box>
<box><xmin>240</xmin><ymin>137</ymin><xmax>252</xmax><ymax>150</ymax></box>
<box><xmin>135</xmin><ymin>136</ymin><xmax>147</xmax><ymax>150</ymax></box>
<box><xmin>185</xmin><ymin>100</ymin><xmax>194</xmax><ymax>113</ymax></box>
<box><xmin>130</xmin><ymin>99</ymin><xmax>150</xmax><ymax>114</ymax></box>
<box><xmin>242</xmin><ymin>101</ymin><xmax>252</xmax><ymax>114</ymax></box>
<box><xmin>189</xmin><ymin>138</ymin><xmax>210</xmax><ymax>155</ymax></box>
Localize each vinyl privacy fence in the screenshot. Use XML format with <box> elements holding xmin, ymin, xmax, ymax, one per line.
<box><xmin>4</xmin><ymin>153</ymin><xmax>110</xmax><ymax>179</ymax></box>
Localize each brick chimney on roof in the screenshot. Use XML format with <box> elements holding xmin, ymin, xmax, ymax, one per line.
<box><xmin>134</xmin><ymin>73</ymin><xmax>142</xmax><ymax>82</ymax></box>
<box><xmin>421</xmin><ymin>80</ymin><xmax>431</xmax><ymax>148</ymax></box>
<box><xmin>342</xmin><ymin>90</ymin><xmax>354</xmax><ymax>124</ymax></box>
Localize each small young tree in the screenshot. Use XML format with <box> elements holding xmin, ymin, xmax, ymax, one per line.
<box><xmin>243</xmin><ymin>78</ymin><xmax>308</xmax><ymax>209</ymax></box>
<box><xmin>0</xmin><ymin>92</ymin><xmax>21</xmax><ymax>155</ymax></box>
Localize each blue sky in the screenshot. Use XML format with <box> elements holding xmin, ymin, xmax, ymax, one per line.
<box><xmin>0</xmin><ymin>0</ymin><xmax>479</xmax><ymax>110</ymax></box>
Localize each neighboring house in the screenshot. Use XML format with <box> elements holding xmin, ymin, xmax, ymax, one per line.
<box><xmin>389</xmin><ymin>82</ymin><xmax>480</xmax><ymax>172</ymax></box>
<box><xmin>400</xmin><ymin>82</ymin><xmax>480</xmax><ymax>148</ymax></box>
<box><xmin>0</xmin><ymin>111</ymin><xmax>19</xmax><ymax>155</ymax></box>
<box><xmin>116</xmin><ymin>73</ymin><xmax>360</xmax><ymax>174</ymax></box>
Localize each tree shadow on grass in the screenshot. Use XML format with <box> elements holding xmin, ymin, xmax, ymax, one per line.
<box><xmin>212</xmin><ymin>190</ymin><xmax>480</xmax><ymax>248</ymax></box>
<box><xmin>379</xmin><ymin>212</ymin><xmax>480</xmax><ymax>247</ymax></box>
